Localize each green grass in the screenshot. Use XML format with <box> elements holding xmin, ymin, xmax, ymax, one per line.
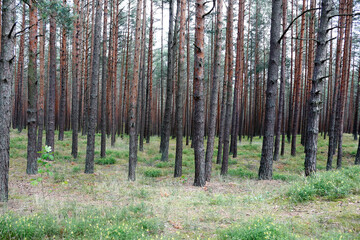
<box><xmin>286</xmin><ymin>166</ymin><xmax>360</xmax><ymax>202</ymax></box>
<box><xmin>144</xmin><ymin>168</ymin><xmax>162</xmax><ymax>177</ymax></box>
<box><xmin>0</xmin><ymin>204</ymin><xmax>163</xmax><ymax>240</ymax></box>
<box><xmin>94</xmin><ymin>156</ymin><xmax>116</xmax><ymax>165</ymax></box>
<box><xmin>218</xmin><ymin>217</ymin><xmax>296</xmax><ymax>240</ymax></box>
<box><xmin>5</xmin><ymin>130</ymin><xmax>360</xmax><ymax>239</ymax></box>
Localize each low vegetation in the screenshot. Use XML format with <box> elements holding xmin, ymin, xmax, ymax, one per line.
<box><xmin>1</xmin><ymin>130</ymin><xmax>359</xmax><ymax>239</ymax></box>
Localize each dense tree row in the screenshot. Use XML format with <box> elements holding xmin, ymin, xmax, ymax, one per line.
<box><xmin>0</xmin><ymin>0</ymin><xmax>359</xmax><ymax>201</ymax></box>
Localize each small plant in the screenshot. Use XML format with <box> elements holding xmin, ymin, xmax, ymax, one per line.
<box><xmin>95</xmin><ymin>156</ymin><xmax>116</xmax><ymax>165</ymax></box>
<box><xmin>72</xmin><ymin>166</ymin><xmax>81</xmax><ymax>173</ymax></box>
<box><xmin>144</xmin><ymin>168</ymin><xmax>162</xmax><ymax>177</ymax></box>
<box><xmin>218</xmin><ymin>217</ymin><xmax>295</xmax><ymax>240</ymax></box>
<box><xmin>286</xmin><ymin>166</ymin><xmax>360</xmax><ymax>203</ymax></box>
<box><xmin>30</xmin><ymin>145</ymin><xmax>54</xmax><ymax>186</ymax></box>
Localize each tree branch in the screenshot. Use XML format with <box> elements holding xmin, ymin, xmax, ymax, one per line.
<box><xmin>278</xmin><ymin>7</ymin><xmax>321</xmax><ymax>43</ymax></box>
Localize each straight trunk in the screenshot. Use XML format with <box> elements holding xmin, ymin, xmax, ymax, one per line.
<box><xmin>85</xmin><ymin>0</ymin><xmax>102</xmax><ymax>174</ymax></box>
<box><xmin>304</xmin><ymin>0</ymin><xmax>332</xmax><ymax>176</ymax></box>
<box><xmin>27</xmin><ymin>0</ymin><xmax>38</xmax><ymax>175</ymax></box>
<box><xmin>258</xmin><ymin>0</ymin><xmax>281</xmax><ymax>180</ymax></box>
<box><xmin>0</xmin><ymin>0</ymin><xmax>15</xmax><ymax>202</ymax></box>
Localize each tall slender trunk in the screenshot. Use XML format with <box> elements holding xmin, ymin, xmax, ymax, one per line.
<box><xmin>0</xmin><ymin>0</ymin><xmax>15</xmax><ymax>202</ymax></box>
<box><xmin>273</xmin><ymin>0</ymin><xmax>287</xmax><ymax>161</ymax></box>
<box><xmin>85</xmin><ymin>0</ymin><xmax>102</xmax><ymax>174</ymax></box>
<box><xmin>71</xmin><ymin>0</ymin><xmax>81</xmax><ymax>159</ymax></box>
<box><xmin>37</xmin><ymin>19</ymin><xmax>46</xmax><ymax>153</ymax></box>
<box><xmin>27</xmin><ymin>0</ymin><xmax>38</xmax><ymax>175</ymax></box>
<box><xmin>100</xmin><ymin>0</ymin><xmax>108</xmax><ymax>157</ymax></box>
<box><xmin>290</xmin><ymin>0</ymin><xmax>306</xmax><ymax>156</ymax></box>
<box><xmin>336</xmin><ymin>0</ymin><xmax>352</xmax><ymax>169</ymax></box>
<box><xmin>14</xmin><ymin>4</ymin><xmax>25</xmax><ymax>131</ymax></box>
<box><xmin>193</xmin><ymin>0</ymin><xmax>206</xmax><ymax>187</ymax></box>
<box><xmin>128</xmin><ymin>0</ymin><xmax>143</xmax><ymax>181</ymax></box>
<box><xmin>145</xmin><ymin>0</ymin><xmax>153</xmax><ymax>144</ymax></box>
<box><xmin>205</xmin><ymin>0</ymin><xmax>223</xmax><ymax>181</ymax></box>
<box><xmin>258</xmin><ymin>0</ymin><xmax>281</xmax><ymax>180</ymax></box>
<box><xmin>59</xmin><ymin>0</ymin><xmax>68</xmax><ymax>141</ymax></box>
<box><xmin>220</xmin><ymin>0</ymin><xmax>234</xmax><ymax>176</ymax></box>
<box><xmin>160</xmin><ymin>0</ymin><xmax>174</xmax><ymax>161</ymax></box>
<box><xmin>305</xmin><ymin>0</ymin><xmax>332</xmax><ymax>176</ymax></box>
<box><xmin>174</xmin><ymin>0</ymin><xmax>186</xmax><ymax>177</ymax></box>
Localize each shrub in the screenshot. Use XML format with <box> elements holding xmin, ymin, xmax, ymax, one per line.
<box><xmin>286</xmin><ymin>166</ymin><xmax>360</xmax><ymax>203</ymax></box>
<box><xmin>0</xmin><ymin>205</ymin><xmax>163</xmax><ymax>240</ymax></box>
<box><xmin>228</xmin><ymin>167</ymin><xmax>256</xmax><ymax>179</ymax></box>
<box><xmin>95</xmin><ymin>156</ymin><xmax>116</xmax><ymax>165</ymax></box>
<box><xmin>144</xmin><ymin>168</ymin><xmax>162</xmax><ymax>177</ymax></box>
<box><xmin>218</xmin><ymin>217</ymin><xmax>295</xmax><ymax>240</ymax></box>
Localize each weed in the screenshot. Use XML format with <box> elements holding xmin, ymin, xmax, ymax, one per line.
<box><xmin>144</xmin><ymin>168</ymin><xmax>162</xmax><ymax>177</ymax></box>
<box><xmin>95</xmin><ymin>156</ymin><xmax>116</xmax><ymax>165</ymax></box>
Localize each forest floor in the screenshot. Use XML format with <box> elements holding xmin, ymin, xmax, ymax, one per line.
<box><xmin>1</xmin><ymin>130</ymin><xmax>359</xmax><ymax>239</ymax></box>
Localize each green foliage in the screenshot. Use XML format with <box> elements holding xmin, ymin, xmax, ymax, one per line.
<box><xmin>228</xmin><ymin>167</ymin><xmax>257</xmax><ymax>179</ymax></box>
<box><xmin>72</xmin><ymin>166</ymin><xmax>81</xmax><ymax>173</ymax></box>
<box><xmin>95</xmin><ymin>156</ymin><xmax>116</xmax><ymax>165</ymax></box>
<box><xmin>155</xmin><ymin>161</ymin><xmax>172</xmax><ymax>168</ymax></box>
<box><xmin>144</xmin><ymin>168</ymin><xmax>162</xmax><ymax>177</ymax></box>
<box><xmin>0</xmin><ymin>205</ymin><xmax>163</xmax><ymax>240</ymax></box>
<box><xmin>30</xmin><ymin>146</ymin><xmax>54</xmax><ymax>186</ymax></box>
<box><xmin>36</xmin><ymin>0</ymin><xmax>75</xmax><ymax>31</ymax></box>
<box><xmin>287</xmin><ymin>166</ymin><xmax>360</xmax><ymax>203</ymax></box>
<box><xmin>218</xmin><ymin>217</ymin><xmax>295</xmax><ymax>240</ymax></box>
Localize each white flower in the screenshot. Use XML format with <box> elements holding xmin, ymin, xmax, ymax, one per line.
<box><xmin>45</xmin><ymin>145</ymin><xmax>52</xmax><ymax>153</ymax></box>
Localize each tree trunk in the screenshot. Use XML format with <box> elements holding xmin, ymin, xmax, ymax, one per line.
<box><xmin>174</xmin><ymin>0</ymin><xmax>186</xmax><ymax>177</ymax></box>
<box><xmin>273</xmin><ymin>0</ymin><xmax>287</xmax><ymax>161</ymax></box>
<box><xmin>258</xmin><ymin>0</ymin><xmax>281</xmax><ymax>180</ymax></box>
<box><xmin>71</xmin><ymin>0</ymin><xmax>81</xmax><ymax>159</ymax></box>
<box><xmin>85</xmin><ymin>0</ymin><xmax>102</xmax><ymax>174</ymax></box>
<box><xmin>205</xmin><ymin>0</ymin><xmax>223</xmax><ymax>181</ymax></box>
<box><xmin>220</xmin><ymin>0</ymin><xmax>234</xmax><ymax>176</ymax></box>
<box><xmin>304</xmin><ymin>0</ymin><xmax>332</xmax><ymax>176</ymax></box>
<box><xmin>46</xmin><ymin>1</ymin><xmax>57</xmax><ymax>151</ymax></box>
<box><xmin>128</xmin><ymin>0</ymin><xmax>143</xmax><ymax>181</ymax></box>
<box><xmin>0</xmin><ymin>0</ymin><xmax>15</xmax><ymax>202</ymax></box>
<box><xmin>193</xmin><ymin>0</ymin><xmax>206</xmax><ymax>187</ymax></box>
<box><xmin>59</xmin><ymin>0</ymin><xmax>68</xmax><ymax>141</ymax></box>
<box><xmin>160</xmin><ymin>0</ymin><xmax>174</xmax><ymax>161</ymax></box>
<box><xmin>100</xmin><ymin>0</ymin><xmax>108</xmax><ymax>157</ymax></box>
<box><xmin>27</xmin><ymin>0</ymin><xmax>38</xmax><ymax>175</ymax></box>
<box><xmin>37</xmin><ymin>19</ymin><xmax>46</xmax><ymax>153</ymax></box>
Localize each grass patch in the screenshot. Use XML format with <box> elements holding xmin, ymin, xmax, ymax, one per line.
<box><xmin>0</xmin><ymin>205</ymin><xmax>162</xmax><ymax>240</ymax></box>
<box><xmin>95</xmin><ymin>156</ymin><xmax>116</xmax><ymax>165</ymax></box>
<box><xmin>286</xmin><ymin>166</ymin><xmax>360</xmax><ymax>203</ymax></box>
<box><xmin>218</xmin><ymin>217</ymin><xmax>295</xmax><ymax>240</ymax></box>
<box><xmin>144</xmin><ymin>168</ymin><xmax>162</xmax><ymax>177</ymax></box>
<box><xmin>228</xmin><ymin>167</ymin><xmax>256</xmax><ymax>179</ymax></box>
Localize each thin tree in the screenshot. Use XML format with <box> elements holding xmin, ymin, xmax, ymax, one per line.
<box><xmin>193</xmin><ymin>0</ymin><xmax>206</xmax><ymax>187</ymax></box>
<box><xmin>84</xmin><ymin>0</ymin><xmax>102</xmax><ymax>174</ymax></box>
<box><xmin>59</xmin><ymin>0</ymin><xmax>68</xmax><ymax>141</ymax></box>
<box><xmin>128</xmin><ymin>0</ymin><xmax>143</xmax><ymax>181</ymax></box>
<box><xmin>258</xmin><ymin>0</ymin><xmax>281</xmax><ymax>180</ymax></box>
<box><xmin>205</xmin><ymin>0</ymin><xmax>223</xmax><ymax>181</ymax></box>
<box><xmin>27</xmin><ymin>0</ymin><xmax>38</xmax><ymax>175</ymax></box>
<box><xmin>160</xmin><ymin>0</ymin><xmax>174</xmax><ymax>161</ymax></box>
<box><xmin>100</xmin><ymin>0</ymin><xmax>108</xmax><ymax>157</ymax></box>
<box><xmin>220</xmin><ymin>0</ymin><xmax>234</xmax><ymax>176</ymax></box>
<box><xmin>174</xmin><ymin>0</ymin><xmax>186</xmax><ymax>177</ymax></box>
<box><xmin>37</xmin><ymin>18</ymin><xmax>45</xmax><ymax>153</ymax></box>
<box><xmin>71</xmin><ymin>0</ymin><xmax>81</xmax><ymax>158</ymax></box>
<box><xmin>304</xmin><ymin>0</ymin><xmax>332</xmax><ymax>176</ymax></box>
<box><xmin>46</xmin><ymin>0</ymin><xmax>57</xmax><ymax>151</ymax></box>
<box><xmin>273</xmin><ymin>0</ymin><xmax>287</xmax><ymax>161</ymax></box>
<box><xmin>0</xmin><ymin>0</ymin><xmax>15</xmax><ymax>202</ymax></box>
